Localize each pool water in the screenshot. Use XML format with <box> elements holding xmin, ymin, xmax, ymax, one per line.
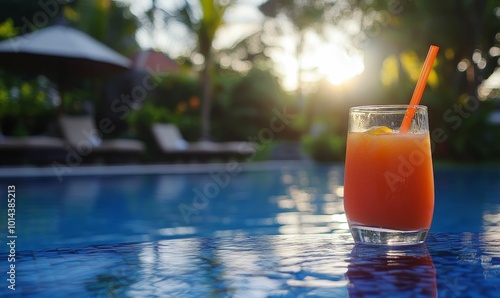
<box><xmin>2</xmin><ymin>164</ymin><xmax>499</xmax><ymax>250</ymax></box>
<box><xmin>0</xmin><ymin>163</ymin><xmax>499</xmax><ymax>297</ymax></box>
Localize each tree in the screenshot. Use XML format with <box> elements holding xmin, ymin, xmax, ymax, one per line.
<box><xmin>146</xmin><ymin>0</ymin><xmax>232</xmax><ymax>140</ymax></box>
<box><xmin>66</xmin><ymin>0</ymin><xmax>140</xmax><ymax>56</ymax></box>
<box><xmin>259</xmin><ymin>0</ymin><xmax>334</xmax><ymax>102</ymax></box>
<box><xmin>258</xmin><ymin>0</ymin><xmax>500</xmax><ymax>160</ymax></box>
<box><xmin>359</xmin><ymin>0</ymin><xmax>500</xmax><ymax>159</ymax></box>
<box><xmin>194</xmin><ymin>0</ymin><xmax>230</xmax><ymax>140</ymax></box>
<box><xmin>0</xmin><ymin>0</ymin><xmax>141</xmax><ymax>135</ymax></box>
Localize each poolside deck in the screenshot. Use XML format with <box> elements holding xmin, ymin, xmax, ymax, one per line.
<box><xmin>0</xmin><ymin>160</ymin><xmax>315</xmax><ymax>178</ymax></box>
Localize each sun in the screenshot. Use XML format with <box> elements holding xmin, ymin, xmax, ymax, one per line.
<box><xmin>266</xmin><ymin>33</ymin><xmax>366</xmax><ymax>91</ymax></box>
<box><xmin>313</xmin><ymin>45</ymin><xmax>365</xmax><ymax>86</ymax></box>
<box><xmin>274</xmin><ymin>40</ymin><xmax>365</xmax><ymax>91</ymax></box>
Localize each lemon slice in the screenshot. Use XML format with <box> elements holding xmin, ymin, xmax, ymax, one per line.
<box><xmin>366</xmin><ymin>126</ymin><xmax>393</xmax><ymax>135</ymax></box>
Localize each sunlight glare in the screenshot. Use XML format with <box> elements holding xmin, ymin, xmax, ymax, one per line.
<box><xmin>313</xmin><ymin>45</ymin><xmax>365</xmax><ymax>85</ymax></box>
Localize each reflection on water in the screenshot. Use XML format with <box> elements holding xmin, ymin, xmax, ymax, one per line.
<box><xmin>1</xmin><ymin>233</ymin><xmax>498</xmax><ymax>297</ymax></box>
<box><xmin>483</xmin><ymin>206</ymin><xmax>500</xmax><ymax>239</ymax></box>
<box><xmin>2</xmin><ymin>165</ymin><xmax>500</xmax><ymax>250</ymax></box>
<box><xmin>4</xmin><ymin>165</ymin><xmax>352</xmax><ymax>250</ymax></box>
<box><xmin>132</xmin><ymin>239</ymin><xmax>204</xmax><ymax>295</ymax></box>
<box><xmin>347</xmin><ymin>244</ymin><xmax>437</xmax><ymax>297</ymax></box>
<box><xmin>154</xmin><ymin>175</ymin><xmax>188</xmax><ymax>201</ymax></box>
<box><xmin>275</xmin><ymin>167</ymin><xmax>348</xmax><ymax>235</ymax></box>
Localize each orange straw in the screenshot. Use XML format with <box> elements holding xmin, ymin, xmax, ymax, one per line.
<box><xmin>399</xmin><ymin>45</ymin><xmax>440</xmax><ymax>133</ymax></box>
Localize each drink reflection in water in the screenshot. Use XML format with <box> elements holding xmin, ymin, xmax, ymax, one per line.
<box><xmin>346</xmin><ymin>244</ymin><xmax>437</xmax><ymax>297</ymax></box>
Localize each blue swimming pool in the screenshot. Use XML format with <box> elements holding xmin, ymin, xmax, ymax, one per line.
<box><xmin>2</xmin><ymin>163</ymin><xmax>499</xmax><ymax>250</ymax></box>
<box><xmin>0</xmin><ymin>162</ymin><xmax>499</xmax><ymax>297</ymax></box>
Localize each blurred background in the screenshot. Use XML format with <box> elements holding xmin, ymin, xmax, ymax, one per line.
<box><xmin>0</xmin><ymin>0</ymin><xmax>499</xmax><ymax>163</ymax></box>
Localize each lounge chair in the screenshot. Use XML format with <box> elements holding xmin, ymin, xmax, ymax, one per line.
<box><xmin>0</xmin><ymin>135</ymin><xmax>67</xmax><ymax>165</ymax></box>
<box><xmin>151</xmin><ymin>123</ymin><xmax>256</xmax><ymax>162</ymax></box>
<box><xmin>58</xmin><ymin>115</ymin><xmax>145</xmax><ymax>163</ymax></box>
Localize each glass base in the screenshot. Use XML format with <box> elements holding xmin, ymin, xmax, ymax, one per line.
<box><xmin>350</xmin><ymin>226</ymin><xmax>428</xmax><ymax>246</ymax></box>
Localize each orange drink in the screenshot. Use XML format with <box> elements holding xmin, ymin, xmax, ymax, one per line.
<box><xmin>344</xmin><ymin>105</ymin><xmax>434</xmax><ymax>245</ymax></box>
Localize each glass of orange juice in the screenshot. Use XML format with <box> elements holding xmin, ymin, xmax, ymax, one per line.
<box><xmin>344</xmin><ymin>105</ymin><xmax>434</xmax><ymax>245</ymax></box>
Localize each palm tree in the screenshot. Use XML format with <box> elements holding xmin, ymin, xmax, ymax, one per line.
<box><xmin>193</xmin><ymin>0</ymin><xmax>230</xmax><ymax>140</ymax></box>
<box><xmin>149</xmin><ymin>0</ymin><xmax>231</xmax><ymax>140</ymax></box>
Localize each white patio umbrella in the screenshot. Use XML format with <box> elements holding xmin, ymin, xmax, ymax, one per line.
<box><xmin>0</xmin><ymin>24</ymin><xmax>131</xmax><ymax>109</ymax></box>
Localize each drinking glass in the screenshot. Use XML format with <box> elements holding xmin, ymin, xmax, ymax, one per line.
<box><xmin>344</xmin><ymin>105</ymin><xmax>434</xmax><ymax>245</ymax></box>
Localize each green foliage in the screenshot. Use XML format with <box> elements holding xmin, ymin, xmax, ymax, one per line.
<box><xmin>0</xmin><ymin>73</ymin><xmax>57</xmax><ymax>136</ymax></box>
<box><xmin>0</xmin><ymin>0</ymin><xmax>140</xmax><ymax>138</ymax></box>
<box><xmin>0</xmin><ymin>0</ymin><xmax>49</xmax><ymax>34</ymax></box>
<box><xmin>213</xmin><ymin>68</ymin><xmax>299</xmax><ymax>141</ymax></box>
<box><xmin>1</xmin><ymin>0</ymin><xmax>498</xmax><ymax>164</ymax></box>
<box><xmin>302</xmin><ymin>133</ymin><xmax>346</xmax><ymax>163</ymax></box>
<box><xmin>65</xmin><ymin>0</ymin><xmax>140</xmax><ymax>56</ymax></box>
<box><xmin>300</xmin><ymin>92</ymin><xmax>347</xmax><ymax>163</ymax></box>
<box><xmin>341</xmin><ymin>0</ymin><xmax>500</xmax><ymax>162</ymax></box>
<box><xmin>61</xmin><ymin>87</ymin><xmax>97</xmax><ymax>115</ymax></box>
<box><xmin>157</xmin><ymin>0</ymin><xmax>234</xmax><ymax>139</ymax></box>
<box><xmin>128</xmin><ymin>102</ymin><xmax>199</xmax><ymax>135</ymax></box>
<box><xmin>0</xmin><ymin>18</ymin><xmax>18</xmax><ymax>40</ymax></box>
<box><xmin>127</xmin><ymin>74</ymin><xmax>201</xmax><ymax>141</ymax></box>
<box><xmin>364</xmin><ymin>0</ymin><xmax>499</xmax><ymax>107</ymax></box>
<box><xmin>198</xmin><ymin>0</ymin><xmax>229</xmax><ymax>54</ymax></box>
<box><xmin>259</xmin><ymin>0</ymin><xmax>332</xmax><ymax>31</ymax></box>
<box><xmin>127</xmin><ymin>68</ymin><xmax>297</xmax><ymax>149</ymax></box>
<box><xmin>67</xmin><ymin>0</ymin><xmax>108</xmax><ymax>41</ymax></box>
<box><xmin>441</xmin><ymin>100</ymin><xmax>500</xmax><ymax>161</ymax></box>
<box><xmin>151</xmin><ymin>74</ymin><xmax>200</xmax><ymax>110</ymax></box>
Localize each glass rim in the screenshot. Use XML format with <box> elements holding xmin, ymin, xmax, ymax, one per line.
<box><xmin>349</xmin><ymin>104</ymin><xmax>427</xmax><ymax>113</ymax></box>
<box><xmin>350</xmin><ymin>105</ymin><xmax>427</xmax><ymax>113</ymax></box>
